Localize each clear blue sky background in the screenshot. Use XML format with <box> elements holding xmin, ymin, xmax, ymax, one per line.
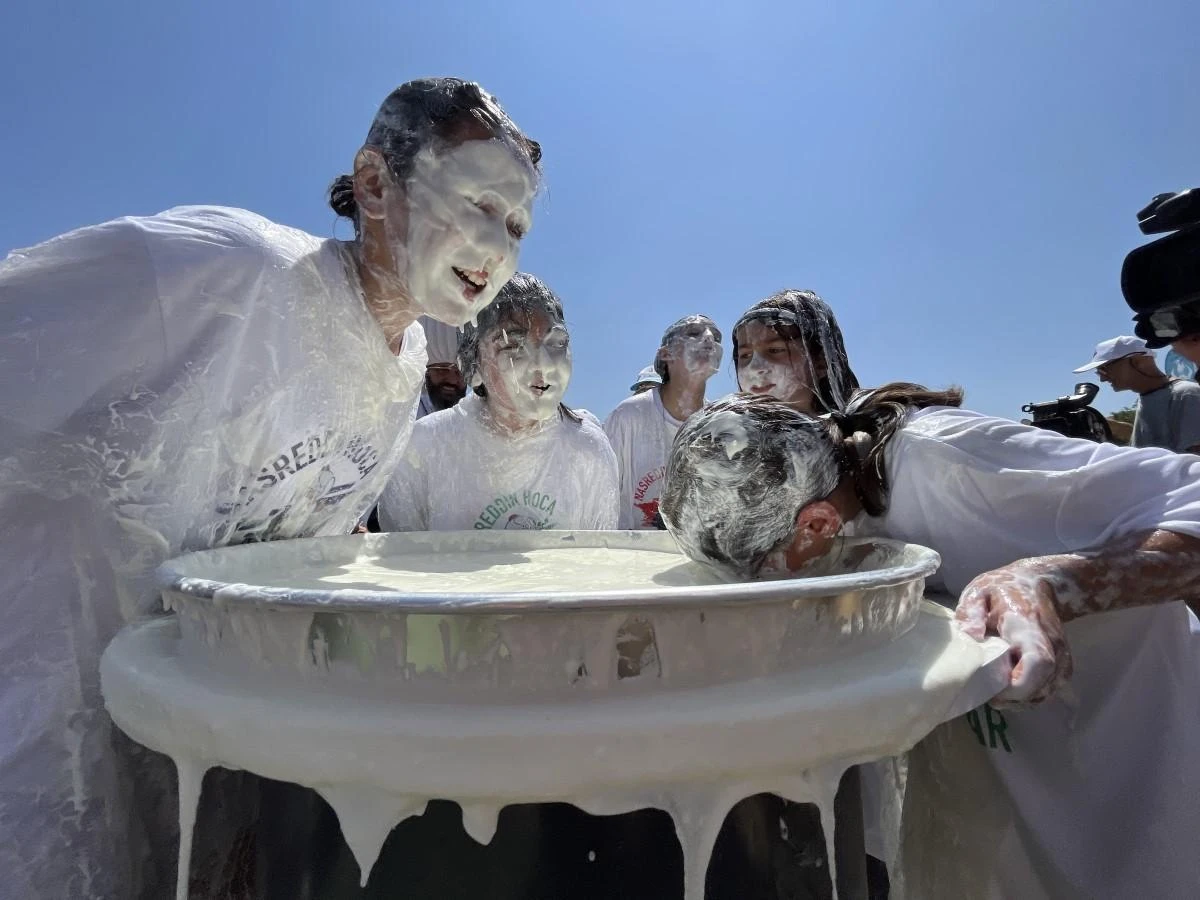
<box><xmin>3</xmin><ymin>0</ymin><xmax>1198</xmax><ymax>419</ymax></box>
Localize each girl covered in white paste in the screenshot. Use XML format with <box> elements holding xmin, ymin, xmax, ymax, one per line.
<box><xmin>0</xmin><ymin>77</ymin><xmax>540</xmax><ymax>899</ymax></box>
<box><xmin>661</xmin><ymin>388</ymin><xmax>1200</xmax><ymax>899</ymax></box>
<box><xmin>732</xmin><ymin>289</ymin><xmax>859</xmax><ymax>413</ymax></box>
<box><xmin>604</xmin><ymin>314</ymin><xmax>723</xmax><ymax>529</ymax></box>
<box><xmin>378</xmin><ymin>272</ymin><xmax>619</xmax><ymax>532</ymax></box>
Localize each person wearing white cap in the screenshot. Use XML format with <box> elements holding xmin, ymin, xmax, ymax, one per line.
<box><xmin>1074</xmin><ymin>335</ymin><xmax>1200</xmax><ymax>453</ymax></box>
<box><xmin>628</xmin><ymin>367</ymin><xmax>667</xmax><ymax>393</ymax></box>
<box><xmin>604</xmin><ymin>316</ymin><xmax>723</xmax><ymax>529</ymax></box>
<box><xmin>417</xmin><ymin>316</ymin><xmax>467</xmax><ymax>418</ymax></box>
<box><xmin>630</xmin><ymin>365</ymin><xmax>663</xmax><ymax>395</ymax></box>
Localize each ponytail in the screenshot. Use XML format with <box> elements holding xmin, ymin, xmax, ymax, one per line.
<box><xmin>328</xmin><ymin>174</ymin><xmax>358</xmax><ymax>234</ymax></box>
<box><xmin>826</xmin><ymin>382</ymin><xmax>964</xmax><ymax>516</ymax></box>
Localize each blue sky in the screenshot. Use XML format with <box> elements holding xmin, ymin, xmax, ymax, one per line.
<box><xmin>3</xmin><ymin>0</ymin><xmax>1198</xmax><ymax>418</ymax></box>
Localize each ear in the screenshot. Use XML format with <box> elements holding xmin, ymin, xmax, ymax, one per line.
<box><xmin>353</xmin><ymin>147</ymin><xmax>394</xmax><ymax>222</ymax></box>
<box><xmin>779</xmin><ymin>500</ymin><xmax>843</xmax><ymax>570</ymax></box>
<box><xmin>794</xmin><ymin>501</ymin><xmax>842</xmax><ymax>541</ymax></box>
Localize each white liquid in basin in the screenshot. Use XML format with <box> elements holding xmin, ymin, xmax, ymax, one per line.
<box><xmin>102</xmin><ymin>535</ymin><xmax>1003</xmax><ymax>899</ymax></box>
<box><xmin>255</xmin><ymin>546</ymin><xmax>725</xmax><ymax>594</ymax></box>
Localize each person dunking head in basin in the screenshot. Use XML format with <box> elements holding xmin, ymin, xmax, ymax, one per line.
<box><xmin>662</xmin><ymin>386</ymin><xmax>1200</xmax><ymax>899</ymax></box>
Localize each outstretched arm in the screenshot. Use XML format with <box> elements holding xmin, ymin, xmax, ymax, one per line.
<box><xmin>955</xmin><ymin>529</ymin><xmax>1200</xmax><ymax>703</ymax></box>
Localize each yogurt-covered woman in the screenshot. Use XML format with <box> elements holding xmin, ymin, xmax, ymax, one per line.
<box><xmin>661</xmin><ymin>388</ymin><xmax>1200</xmax><ymax>898</ymax></box>
<box><xmin>0</xmin><ymin>77</ymin><xmax>540</xmax><ymax>899</ymax></box>
<box><xmin>733</xmin><ymin>289</ymin><xmax>859</xmax><ymax>412</ymax></box>
<box><xmin>378</xmin><ymin>272</ymin><xmax>618</xmax><ymax>532</ymax></box>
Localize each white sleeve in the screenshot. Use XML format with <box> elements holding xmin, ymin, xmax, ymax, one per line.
<box><xmin>1056</xmin><ymin>442</ymin><xmax>1200</xmax><ymax>546</ymax></box>
<box><xmin>0</xmin><ymin>219</ymin><xmax>167</xmax><ymax>438</ymax></box>
<box><xmin>951</xmin><ymin>416</ymin><xmax>1200</xmax><ymax>545</ymax></box>
<box><xmin>587</xmin><ymin>433</ymin><xmax>621</xmax><ymax>530</ymax></box>
<box><xmin>376</xmin><ymin>434</ymin><xmax>431</xmax><ymax>532</ymax></box>
<box><xmin>602</xmin><ymin>407</ymin><xmax>635</xmax><ymax>529</ymax></box>
<box><xmin>898</xmin><ymin>411</ymin><xmax>1200</xmax><ymax>550</ymax></box>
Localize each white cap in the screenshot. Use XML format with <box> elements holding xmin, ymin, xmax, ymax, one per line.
<box><xmin>630</xmin><ymin>365</ymin><xmax>662</xmax><ymax>391</ymax></box>
<box><xmin>1072</xmin><ymin>335</ymin><xmax>1151</xmax><ymax>373</ymax></box>
<box><xmin>419</xmin><ymin>316</ymin><xmax>461</xmax><ymax>366</ymax></box>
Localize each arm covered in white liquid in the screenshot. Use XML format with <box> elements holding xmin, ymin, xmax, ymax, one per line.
<box><xmin>882</xmin><ymin>410</ymin><xmax>1200</xmax><ymax>704</ymax></box>
<box><xmin>957</xmin><ymin>529</ymin><xmax>1200</xmax><ymax>703</ymax></box>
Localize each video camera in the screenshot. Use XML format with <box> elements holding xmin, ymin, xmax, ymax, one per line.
<box><xmin>1022</xmin><ymin>382</ymin><xmax>1114</xmax><ymax>443</ymax></box>
<box><xmin>1122</xmin><ymin>188</ymin><xmax>1200</xmax><ymax>347</ymax></box>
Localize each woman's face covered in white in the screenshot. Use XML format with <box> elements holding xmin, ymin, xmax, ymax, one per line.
<box><xmin>662</xmin><ymin>319</ymin><xmax>723</xmax><ymax>381</ymax></box>
<box><xmin>478</xmin><ymin>307</ymin><xmax>572</xmax><ymax>429</ymax></box>
<box><xmin>735</xmin><ymin>321</ymin><xmax>824</xmax><ymax>412</ymax></box>
<box><xmin>380</xmin><ymin>138</ymin><xmax>536</xmax><ymax>327</ymax></box>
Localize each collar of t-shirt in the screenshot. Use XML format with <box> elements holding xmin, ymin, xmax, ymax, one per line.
<box><xmin>1139</xmin><ymin>377</ymin><xmax>1179</xmax><ymax>397</ymax></box>
<box><xmin>456</xmin><ymin>391</ymin><xmax>566</xmax><ymax>442</ymax></box>
<box><xmin>652</xmin><ymin>387</ymin><xmax>688</xmax><ymax>429</ymax></box>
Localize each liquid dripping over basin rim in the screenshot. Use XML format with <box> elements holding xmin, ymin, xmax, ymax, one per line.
<box><xmin>157</xmin><ymin>530</ymin><xmax>940</xmax><ymax>614</ymax></box>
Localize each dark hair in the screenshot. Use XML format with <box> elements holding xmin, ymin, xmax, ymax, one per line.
<box><xmin>654</xmin><ymin>314</ymin><xmax>723</xmax><ymax>383</ymax></box>
<box><xmin>731</xmin><ymin>289</ymin><xmax>860</xmax><ymax>412</ymax></box>
<box><xmin>661</xmin><ymin>383</ymin><xmax>962</xmax><ymax>578</ymax></box>
<box><xmin>830</xmin><ymin>382</ymin><xmax>964</xmax><ymax>516</ymax></box>
<box><xmin>329</xmin><ymin>77</ymin><xmax>542</xmax><ymax>235</ymax></box>
<box><xmin>457</xmin><ymin>272</ymin><xmax>581</xmax><ymax>424</ymax></box>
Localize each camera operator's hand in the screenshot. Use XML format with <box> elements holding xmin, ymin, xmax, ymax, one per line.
<box><xmin>956</xmin><ymin>562</ymin><xmax>1074</xmax><ymax>704</ymax></box>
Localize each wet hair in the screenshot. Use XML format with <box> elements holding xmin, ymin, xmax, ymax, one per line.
<box><xmin>329</xmin><ymin>78</ymin><xmax>542</xmax><ymax>236</ymax></box>
<box><xmin>660</xmin><ymin>383</ymin><xmax>963</xmax><ymax>579</ymax></box>
<box><xmin>457</xmin><ymin>272</ymin><xmax>582</xmax><ymax>424</ymax></box>
<box><xmin>731</xmin><ymin>290</ymin><xmax>860</xmax><ymax>412</ymax></box>
<box><xmin>655</xmin><ymin>314</ymin><xmax>723</xmax><ymax>384</ymax></box>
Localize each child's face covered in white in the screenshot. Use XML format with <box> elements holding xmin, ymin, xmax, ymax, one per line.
<box><xmin>479</xmin><ymin>307</ymin><xmax>571</xmax><ymax>429</ymax></box>
<box><xmin>663</xmin><ymin>320</ymin><xmax>723</xmax><ymax>381</ymax></box>
<box><xmin>734</xmin><ymin>321</ymin><xmax>823</xmax><ymax>412</ymax></box>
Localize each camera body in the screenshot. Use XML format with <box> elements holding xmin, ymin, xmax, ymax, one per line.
<box><xmin>1122</xmin><ymin>189</ymin><xmax>1200</xmax><ymax>348</ymax></box>
<box><xmin>1022</xmin><ymin>382</ymin><xmax>1114</xmax><ymax>443</ymax></box>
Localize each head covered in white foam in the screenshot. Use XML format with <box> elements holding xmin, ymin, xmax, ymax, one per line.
<box><xmin>661</xmin><ymin>396</ymin><xmax>841</xmax><ymax>579</ymax></box>
<box><xmin>655</xmin><ymin>315</ymin><xmax>724</xmax><ymax>385</ymax></box>
<box><xmin>732</xmin><ymin>290</ymin><xmax>859</xmax><ymax>413</ymax></box>
<box><xmin>457</xmin><ymin>272</ymin><xmax>578</xmax><ymax>433</ymax></box>
<box><xmin>662</xmin><ymin>385</ymin><xmax>965</xmax><ymax>579</ymax></box>
<box><xmin>329</xmin><ymin>78</ymin><xmax>542</xmax><ymax>343</ymax></box>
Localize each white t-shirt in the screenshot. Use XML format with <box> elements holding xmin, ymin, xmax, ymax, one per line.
<box><xmin>859</xmin><ymin>408</ymin><xmax>1200</xmax><ymax>899</ymax></box>
<box><xmin>377</xmin><ymin>392</ymin><xmax>619</xmax><ymax>532</ymax></box>
<box><xmin>0</xmin><ymin>206</ymin><xmax>426</xmax><ymax>898</ymax></box>
<box><xmin>603</xmin><ymin>388</ymin><xmax>685</xmax><ymax>529</ymax></box>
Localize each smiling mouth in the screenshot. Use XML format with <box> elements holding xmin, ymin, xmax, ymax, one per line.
<box><xmin>453</xmin><ymin>266</ymin><xmax>488</xmax><ymax>297</ymax></box>
<box><xmin>530</xmin><ymin>383</ymin><xmax>551</xmax><ymax>395</ymax></box>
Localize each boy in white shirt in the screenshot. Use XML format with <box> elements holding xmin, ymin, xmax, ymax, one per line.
<box><xmin>604</xmin><ymin>315</ymin><xmax>722</xmax><ymax>528</ymax></box>
<box><xmin>379</xmin><ymin>273</ymin><xmax>618</xmax><ymax>532</ymax></box>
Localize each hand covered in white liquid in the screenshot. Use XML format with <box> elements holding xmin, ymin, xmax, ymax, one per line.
<box><xmin>955</xmin><ymin>562</ymin><xmax>1074</xmax><ymax>705</ymax></box>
